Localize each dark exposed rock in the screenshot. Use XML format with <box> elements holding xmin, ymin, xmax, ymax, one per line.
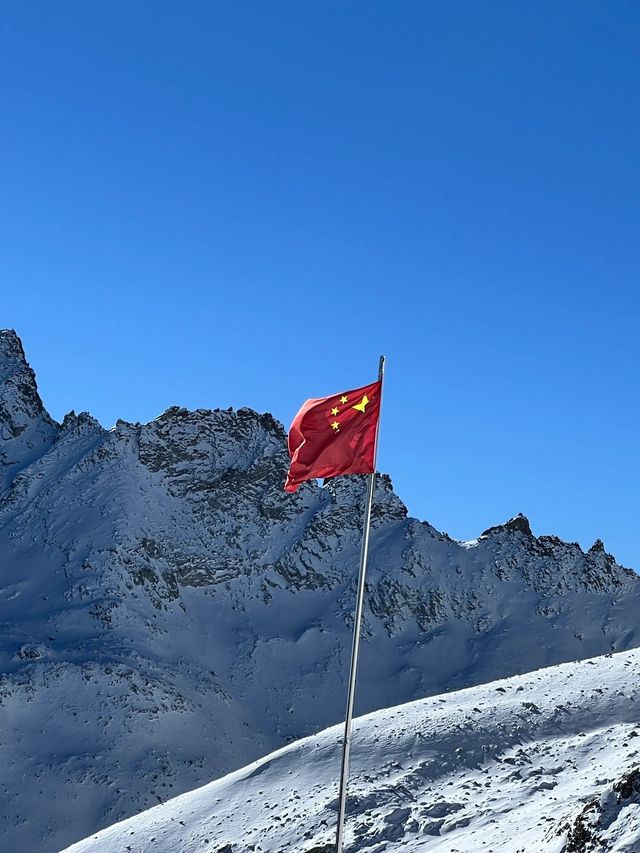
<box><xmin>561</xmin><ymin>767</ymin><xmax>640</xmax><ymax>852</ymax></box>
<box><xmin>0</xmin><ymin>330</ymin><xmax>58</xmax><ymax>491</ymax></box>
<box><xmin>481</xmin><ymin>513</ymin><xmax>532</xmax><ymax>539</ymax></box>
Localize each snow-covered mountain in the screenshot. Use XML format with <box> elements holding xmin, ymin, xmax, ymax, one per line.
<box><xmin>0</xmin><ymin>328</ymin><xmax>638</xmax><ymax>852</ymax></box>
<box><xmin>63</xmin><ymin>647</ymin><xmax>640</xmax><ymax>853</ymax></box>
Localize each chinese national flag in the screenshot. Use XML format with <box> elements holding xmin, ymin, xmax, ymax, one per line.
<box><xmin>284</xmin><ymin>380</ymin><xmax>382</xmax><ymax>493</ymax></box>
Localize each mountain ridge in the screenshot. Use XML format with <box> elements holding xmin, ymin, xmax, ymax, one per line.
<box><xmin>0</xmin><ymin>329</ymin><xmax>638</xmax><ymax>852</ymax></box>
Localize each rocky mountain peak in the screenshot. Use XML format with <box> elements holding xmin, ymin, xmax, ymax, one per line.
<box><xmin>0</xmin><ymin>330</ymin><xmax>58</xmax><ymax>492</ymax></box>
<box><xmin>0</xmin><ymin>328</ymin><xmax>26</xmax><ymax>369</ymax></box>
<box><xmin>60</xmin><ymin>410</ymin><xmax>103</xmax><ymax>432</ymax></box>
<box><xmin>322</xmin><ymin>471</ymin><xmax>408</xmax><ymax>524</ymax></box>
<box><xmin>481</xmin><ymin>512</ymin><xmax>533</xmax><ymax>539</ymax></box>
<box><xmin>137</xmin><ymin>404</ymin><xmax>289</xmax><ymax>493</ymax></box>
<box><xmin>0</xmin><ymin>329</ymin><xmax>53</xmax><ymax>425</ymax></box>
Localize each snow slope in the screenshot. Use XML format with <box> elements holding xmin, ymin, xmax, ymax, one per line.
<box><xmin>1</xmin><ymin>329</ymin><xmax>639</xmax><ymax>851</ymax></box>
<box><xmin>64</xmin><ymin>647</ymin><xmax>640</xmax><ymax>853</ymax></box>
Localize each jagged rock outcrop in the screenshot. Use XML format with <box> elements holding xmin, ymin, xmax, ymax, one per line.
<box><xmin>0</xmin><ymin>329</ymin><xmax>58</xmax><ymax>490</ymax></box>
<box><xmin>561</xmin><ymin>767</ymin><xmax>640</xmax><ymax>852</ymax></box>
<box><xmin>481</xmin><ymin>511</ymin><xmax>533</xmax><ymax>538</ymax></box>
<box><xmin>0</xmin><ymin>329</ymin><xmax>638</xmax><ymax>852</ymax></box>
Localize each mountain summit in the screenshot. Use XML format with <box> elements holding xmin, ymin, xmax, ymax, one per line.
<box><xmin>0</xmin><ymin>329</ymin><xmax>58</xmax><ymax>490</ymax></box>
<box><xmin>0</xmin><ymin>331</ymin><xmax>638</xmax><ymax>852</ymax></box>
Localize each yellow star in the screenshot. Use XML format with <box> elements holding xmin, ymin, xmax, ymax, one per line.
<box><xmin>352</xmin><ymin>394</ymin><xmax>370</xmax><ymax>413</ymax></box>
<box><xmin>340</xmin><ymin>395</ymin><xmax>348</xmax><ymax>404</ymax></box>
<box><xmin>331</xmin><ymin>421</ymin><xmax>340</xmax><ymax>431</ymax></box>
<box><xmin>331</xmin><ymin>407</ymin><xmax>339</xmax><ymax>416</ymax></box>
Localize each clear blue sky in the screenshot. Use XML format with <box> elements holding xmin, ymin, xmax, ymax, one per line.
<box><xmin>2</xmin><ymin>2</ymin><xmax>639</xmax><ymax>567</ymax></box>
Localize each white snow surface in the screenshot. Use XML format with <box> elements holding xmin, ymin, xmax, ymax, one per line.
<box><xmin>64</xmin><ymin>647</ymin><xmax>640</xmax><ymax>853</ymax></box>
<box><xmin>1</xmin><ymin>329</ymin><xmax>640</xmax><ymax>851</ymax></box>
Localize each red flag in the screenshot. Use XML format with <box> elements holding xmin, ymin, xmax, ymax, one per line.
<box><xmin>284</xmin><ymin>380</ymin><xmax>382</xmax><ymax>493</ymax></box>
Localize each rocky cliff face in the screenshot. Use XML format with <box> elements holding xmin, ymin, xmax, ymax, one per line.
<box><xmin>0</xmin><ymin>328</ymin><xmax>638</xmax><ymax>852</ymax></box>
<box><xmin>0</xmin><ymin>330</ymin><xmax>58</xmax><ymax>491</ymax></box>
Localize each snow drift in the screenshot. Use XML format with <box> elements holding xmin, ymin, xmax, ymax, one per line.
<box><xmin>63</xmin><ymin>647</ymin><xmax>640</xmax><ymax>853</ymax></box>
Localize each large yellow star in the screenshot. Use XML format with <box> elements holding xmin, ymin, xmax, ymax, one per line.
<box><xmin>331</xmin><ymin>407</ymin><xmax>339</xmax><ymax>416</ymax></box>
<box><xmin>340</xmin><ymin>395</ymin><xmax>348</xmax><ymax>404</ymax></box>
<box><xmin>331</xmin><ymin>421</ymin><xmax>340</xmax><ymax>431</ymax></box>
<box><xmin>352</xmin><ymin>394</ymin><xmax>369</xmax><ymax>413</ymax></box>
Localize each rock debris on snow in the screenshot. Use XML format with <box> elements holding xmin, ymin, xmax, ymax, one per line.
<box><xmin>63</xmin><ymin>648</ymin><xmax>640</xmax><ymax>853</ymax></box>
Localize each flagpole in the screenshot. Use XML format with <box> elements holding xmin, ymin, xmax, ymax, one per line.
<box><xmin>334</xmin><ymin>354</ymin><xmax>385</xmax><ymax>853</ymax></box>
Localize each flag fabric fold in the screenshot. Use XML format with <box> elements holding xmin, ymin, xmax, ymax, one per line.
<box><xmin>284</xmin><ymin>379</ymin><xmax>382</xmax><ymax>493</ymax></box>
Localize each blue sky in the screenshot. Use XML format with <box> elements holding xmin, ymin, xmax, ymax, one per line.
<box><xmin>2</xmin><ymin>1</ymin><xmax>639</xmax><ymax>567</ymax></box>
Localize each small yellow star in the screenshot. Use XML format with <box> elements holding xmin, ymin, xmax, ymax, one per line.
<box><xmin>340</xmin><ymin>395</ymin><xmax>348</xmax><ymax>404</ymax></box>
<box><xmin>331</xmin><ymin>407</ymin><xmax>339</xmax><ymax>416</ymax></box>
<box><xmin>331</xmin><ymin>421</ymin><xmax>340</xmax><ymax>431</ymax></box>
<box><xmin>352</xmin><ymin>394</ymin><xmax>369</xmax><ymax>413</ymax></box>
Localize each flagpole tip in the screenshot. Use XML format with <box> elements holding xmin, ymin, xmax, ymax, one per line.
<box><xmin>378</xmin><ymin>355</ymin><xmax>385</xmax><ymax>381</ymax></box>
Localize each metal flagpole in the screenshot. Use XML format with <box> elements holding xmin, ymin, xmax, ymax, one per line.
<box><xmin>334</xmin><ymin>354</ymin><xmax>385</xmax><ymax>853</ymax></box>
